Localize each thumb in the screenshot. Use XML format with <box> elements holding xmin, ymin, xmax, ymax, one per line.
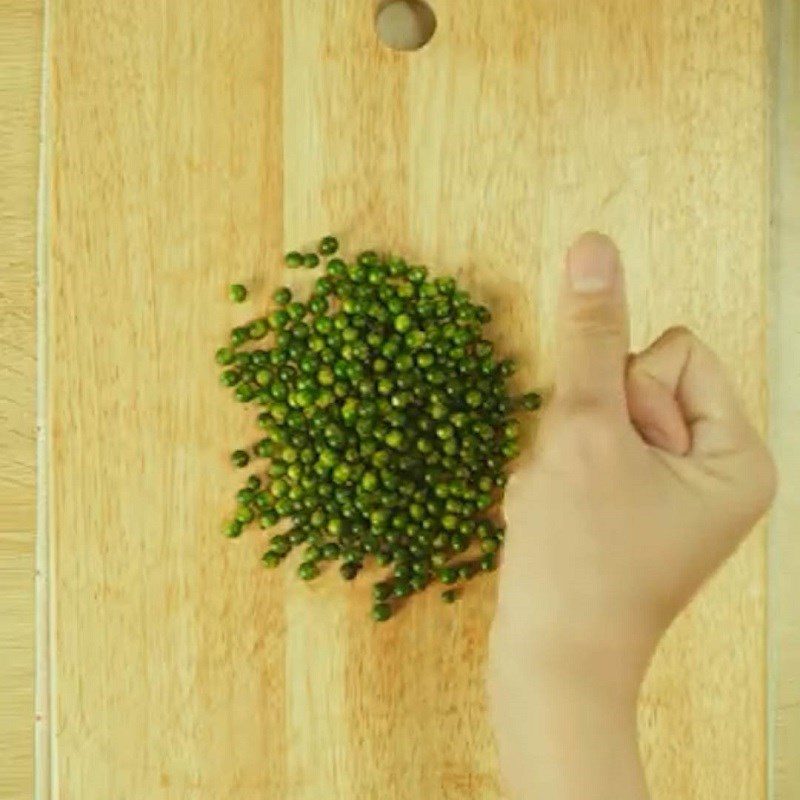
<box><xmin>555</xmin><ymin>232</ymin><xmax>630</xmax><ymax>410</ymax></box>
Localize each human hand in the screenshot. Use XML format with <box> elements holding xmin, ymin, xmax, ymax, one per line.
<box><xmin>487</xmin><ymin>232</ymin><xmax>776</xmax><ymax>799</ymax></box>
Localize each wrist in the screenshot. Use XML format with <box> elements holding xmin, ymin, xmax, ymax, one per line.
<box><xmin>489</xmin><ymin>639</ymin><xmax>649</xmax><ymax>799</ymax></box>
<box><xmin>490</xmin><ymin>619</ymin><xmax>653</xmax><ymax>704</ymax></box>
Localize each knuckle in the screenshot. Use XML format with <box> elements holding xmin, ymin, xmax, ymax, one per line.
<box><xmin>541</xmin><ymin>407</ymin><xmax>621</xmax><ymax>466</ymax></box>
<box><xmin>661</xmin><ymin>325</ymin><xmax>696</xmax><ymax>349</ymax></box>
<box><xmin>554</xmin><ymin>390</ymin><xmax>616</xmax><ymax>416</ymax></box>
<box><xmin>665</xmin><ymin>324</ymin><xmax>694</xmax><ymax>340</ymax></box>
<box><xmin>566</xmin><ymin>302</ymin><xmax>625</xmax><ymax>340</ymax></box>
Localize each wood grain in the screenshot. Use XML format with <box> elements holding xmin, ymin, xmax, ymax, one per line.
<box><xmin>48</xmin><ymin>3</ymin><xmax>286</xmax><ymax>798</ymax></box>
<box><xmin>48</xmin><ymin>1</ymin><xmax>771</xmax><ymax>798</ymax></box>
<box><xmin>0</xmin><ymin>1</ymin><xmax>42</xmax><ymax>798</ymax></box>
<box><xmin>768</xmin><ymin>0</ymin><xmax>800</xmax><ymax>797</ymax></box>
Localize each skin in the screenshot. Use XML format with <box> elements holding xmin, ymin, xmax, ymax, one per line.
<box><xmin>488</xmin><ymin>232</ymin><xmax>777</xmax><ymax>799</ymax></box>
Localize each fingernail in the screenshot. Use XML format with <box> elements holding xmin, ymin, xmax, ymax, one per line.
<box><xmin>567</xmin><ymin>233</ymin><xmax>618</xmax><ymax>294</ymax></box>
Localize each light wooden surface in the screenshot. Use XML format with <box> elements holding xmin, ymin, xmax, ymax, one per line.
<box><xmin>45</xmin><ymin>1</ymin><xmax>773</xmax><ymax>798</ymax></box>
<box><xmin>0</xmin><ymin>1</ymin><xmax>42</xmax><ymax>798</ymax></box>
<box><xmin>768</xmin><ymin>0</ymin><xmax>800</xmax><ymax>797</ymax></box>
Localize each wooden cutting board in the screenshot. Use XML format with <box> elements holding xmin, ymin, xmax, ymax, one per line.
<box><xmin>46</xmin><ymin>2</ymin><xmax>770</xmax><ymax>797</ymax></box>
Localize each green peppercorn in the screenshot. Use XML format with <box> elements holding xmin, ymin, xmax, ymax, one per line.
<box><xmin>231</xmin><ymin>449</ymin><xmax>249</xmax><ymax>468</ymax></box>
<box><xmin>304</xmin><ymin>544</ymin><xmax>322</xmax><ymax>561</ymax></box>
<box><xmin>372</xmin><ymin>582</ymin><xmax>392</xmax><ymax>601</ymax></box>
<box><xmin>289</xmin><ymin>527</ymin><xmax>309</xmax><ymax>545</ymax></box>
<box><xmin>248</xmin><ymin>318</ymin><xmax>268</xmax><ymax>339</ymax></box>
<box><xmin>223</xmin><ymin>520</ymin><xmax>243</xmax><ymax>538</ymax></box>
<box><xmin>304</xmin><ymin>253</ymin><xmax>320</xmax><ymax>268</ymax></box>
<box><xmin>438</xmin><ymin>566</ymin><xmax>458</xmax><ymax>585</ymax></box>
<box><xmin>270</xmin><ymin>534</ymin><xmax>291</xmax><ymax>555</ymax></box>
<box><xmin>228</xmin><ymin>283</ymin><xmax>247</xmax><ymax>302</ymax></box>
<box><xmin>230</xmin><ymin>326</ymin><xmax>249</xmax><ymax>347</ymax></box>
<box><xmin>409</xmin><ymin>574</ymin><xmax>428</xmax><ymax>592</ymax></box>
<box><xmin>322</xmin><ymin>542</ymin><xmax>341</xmax><ymax>560</ymax></box>
<box><xmin>269</xmin><ymin>309</ymin><xmax>290</xmax><ymax>329</ymax></box>
<box><xmin>408</xmin><ymin>266</ymin><xmax>427</xmax><ymax>283</ymax></box>
<box><xmin>326</xmin><ymin>258</ymin><xmax>346</xmax><ymax>277</ymax></box>
<box><xmin>298</xmin><ymin>561</ymin><xmax>320</xmax><ymax>580</ymax></box>
<box><xmin>259</xmin><ymin>509</ymin><xmax>279</xmax><ymax>528</ymax></box>
<box><xmin>319</xmin><ymin>235</ymin><xmax>339</xmax><ymax>256</ymax></box>
<box><xmin>234</xmin><ymin>383</ymin><xmax>256</xmax><ymax>402</ymax></box>
<box><xmin>221</xmin><ymin>369</ymin><xmax>240</xmax><ymax>387</ymax></box>
<box><xmin>235</xmin><ymin>505</ymin><xmax>254</xmax><ymax>524</ymax></box>
<box><xmin>285</xmin><ymin>251</ymin><xmax>304</xmax><ymax>268</ymax></box>
<box><xmin>339</xmin><ymin>562</ymin><xmax>360</xmax><ymax>580</ymax></box>
<box><xmin>217</xmin><ymin>238</ymin><xmax>527</xmax><ymax>615</ymax></box>
<box><xmin>273</xmin><ymin>286</ymin><xmax>292</xmax><ymax>305</ymax></box>
<box><xmin>261</xmin><ymin>551</ymin><xmax>281</xmax><ymax>568</ymax></box>
<box><xmin>394</xmin><ymin>313</ymin><xmax>412</xmax><ymax>333</ymax></box>
<box><xmin>440</xmin><ymin>588</ymin><xmax>458</xmax><ymax>603</ymax></box>
<box><xmin>371</xmin><ymin>602</ymin><xmax>392</xmax><ymax>622</ymax></box>
<box><xmin>519</xmin><ymin>391</ymin><xmax>542</xmax><ymax>410</ymax></box>
<box><xmin>385</xmin><ymin>430</ymin><xmax>404</xmax><ymax>449</ymax></box>
<box><xmin>479</xmin><ymin>552</ymin><xmax>496</xmax><ymax>571</ymax></box>
<box><xmin>216</xmin><ymin>347</ymin><xmax>235</xmax><ymax>365</ymax></box>
<box><xmin>287</xmin><ymin>301</ymin><xmax>306</xmax><ymax>321</ymax></box>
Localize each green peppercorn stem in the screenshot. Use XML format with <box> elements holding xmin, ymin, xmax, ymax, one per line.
<box><xmin>218</xmin><ymin>237</ymin><xmax>539</xmax><ymax>617</ymax></box>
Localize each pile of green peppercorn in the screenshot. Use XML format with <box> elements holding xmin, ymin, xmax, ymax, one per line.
<box><xmin>217</xmin><ymin>236</ymin><xmax>540</xmax><ymax>621</ymax></box>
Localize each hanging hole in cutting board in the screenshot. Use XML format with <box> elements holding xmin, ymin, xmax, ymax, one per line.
<box><xmin>375</xmin><ymin>0</ymin><xmax>437</xmax><ymax>51</ymax></box>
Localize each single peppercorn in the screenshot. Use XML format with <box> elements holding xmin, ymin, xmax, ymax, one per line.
<box><xmin>228</xmin><ymin>283</ymin><xmax>247</xmax><ymax>303</ymax></box>
<box><xmin>371</xmin><ymin>602</ymin><xmax>392</xmax><ymax>622</ymax></box>
<box><xmin>519</xmin><ymin>391</ymin><xmax>542</xmax><ymax>410</ymax></box>
<box><xmin>340</xmin><ymin>562</ymin><xmax>360</xmax><ymax>580</ymax></box>
<box><xmin>231</xmin><ymin>449</ymin><xmax>249</xmax><ymax>468</ymax></box>
<box><xmin>220</xmin><ymin>369</ymin><xmax>240</xmax><ymax>387</ymax></box>
<box><xmin>235</xmin><ymin>505</ymin><xmax>254</xmax><ymax>524</ymax></box>
<box><xmin>319</xmin><ymin>235</ymin><xmax>339</xmax><ymax>256</ymax></box>
<box><xmin>261</xmin><ymin>551</ymin><xmax>281</xmax><ymax>568</ymax></box>
<box><xmin>322</xmin><ymin>542</ymin><xmax>341</xmax><ymax>560</ymax></box>
<box><xmin>298</xmin><ymin>561</ymin><xmax>320</xmax><ymax>580</ymax></box>
<box><xmin>230</xmin><ymin>326</ymin><xmax>249</xmax><ymax>347</ymax></box>
<box><xmin>269</xmin><ymin>534</ymin><xmax>291</xmax><ymax>555</ymax></box>
<box><xmin>438</xmin><ymin>566</ymin><xmax>458</xmax><ymax>585</ymax></box>
<box><xmin>273</xmin><ymin>286</ymin><xmax>292</xmax><ymax>305</ymax></box>
<box><xmin>216</xmin><ymin>347</ymin><xmax>235</xmax><ymax>365</ymax></box>
<box><xmin>248</xmin><ymin>318</ymin><xmax>268</xmax><ymax>339</ymax></box>
<box><xmin>372</xmin><ymin>581</ymin><xmax>392</xmax><ymax>601</ymax></box>
<box><xmin>441</xmin><ymin>588</ymin><xmax>459</xmax><ymax>603</ymax></box>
